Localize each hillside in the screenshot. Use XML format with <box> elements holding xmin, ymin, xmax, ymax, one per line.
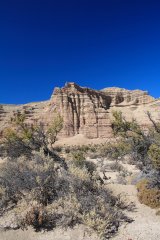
<box><xmin>0</xmin><ymin>83</ymin><xmax>160</xmax><ymax>139</ymax></box>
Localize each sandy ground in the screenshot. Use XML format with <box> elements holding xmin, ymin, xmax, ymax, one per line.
<box><xmin>0</xmin><ymin>158</ymin><xmax>5</xmax><ymax>165</ymax></box>
<box><xmin>0</xmin><ymin>225</ymin><xmax>97</xmax><ymax>240</ymax></box>
<box><xmin>54</xmin><ymin>134</ymin><xmax>111</xmax><ymax>146</ymax></box>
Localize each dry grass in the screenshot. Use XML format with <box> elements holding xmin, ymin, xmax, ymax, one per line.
<box><xmin>137</xmin><ymin>179</ymin><xmax>160</xmax><ymax>209</ymax></box>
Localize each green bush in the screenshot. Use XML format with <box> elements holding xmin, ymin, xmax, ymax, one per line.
<box><xmin>2</xmin><ymin>112</ymin><xmax>63</xmax><ymax>159</ymax></box>
<box><xmin>71</xmin><ymin>151</ymin><xmax>86</xmax><ymax>168</ymax></box>
<box><xmin>112</xmin><ymin>110</ymin><xmax>143</xmax><ymax>137</ymax></box>
<box><xmin>107</xmin><ymin>141</ymin><xmax>131</xmax><ymax>159</ymax></box>
<box><xmin>111</xmin><ymin>111</ymin><xmax>160</xmax><ymax>208</ymax></box>
<box><xmin>148</xmin><ymin>144</ymin><xmax>160</xmax><ymax>170</ymax></box>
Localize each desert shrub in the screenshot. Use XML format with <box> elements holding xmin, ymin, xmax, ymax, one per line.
<box><xmin>69</xmin><ymin>165</ymin><xmax>91</xmax><ymax>181</ymax></box>
<box><xmin>111</xmin><ymin>111</ymin><xmax>160</xmax><ymax>171</ymax></box>
<box><xmin>60</xmin><ymin>168</ymin><xmax>132</xmax><ymax>239</ymax></box>
<box><xmin>45</xmin><ymin>187</ymin><xmax>131</xmax><ymax>239</ymax></box>
<box><xmin>77</xmin><ymin>145</ymin><xmax>90</xmax><ymax>153</ymax></box>
<box><xmin>46</xmin><ymin>193</ymin><xmax>81</xmax><ymax>228</ymax></box>
<box><xmin>63</xmin><ymin>146</ymin><xmax>70</xmax><ymax>153</ymax></box>
<box><xmin>103</xmin><ymin>141</ymin><xmax>131</xmax><ymax>160</ymax></box>
<box><xmin>0</xmin><ymin>152</ymin><xmax>64</xmax><ymax>212</ymax></box>
<box><xmin>82</xmin><ymin>207</ymin><xmax>118</xmax><ymax>239</ymax></box>
<box><xmin>2</xmin><ymin>112</ymin><xmax>63</xmax><ymax>159</ymax></box>
<box><xmin>53</xmin><ymin>146</ymin><xmax>63</xmax><ymax>153</ymax></box>
<box><xmin>71</xmin><ymin>151</ymin><xmax>86</xmax><ymax>168</ymax></box>
<box><xmin>85</xmin><ymin>160</ymin><xmax>97</xmax><ymax>174</ymax></box>
<box><xmin>112</xmin><ymin>110</ymin><xmax>143</xmax><ymax>138</ymax></box>
<box><xmin>137</xmin><ymin>179</ymin><xmax>160</xmax><ymax>208</ymax></box>
<box><xmin>111</xmin><ymin>111</ymin><xmax>131</xmax><ymax>137</ymax></box>
<box><xmin>25</xmin><ymin>205</ymin><xmax>51</xmax><ymax>230</ymax></box>
<box><xmin>70</xmin><ymin>150</ymin><xmax>96</xmax><ymax>176</ymax></box>
<box><xmin>112</xmin><ymin>112</ymin><xmax>160</xmax><ymax>168</ymax></box>
<box><xmin>87</xmin><ymin>150</ymin><xmax>102</xmax><ymax>159</ymax></box>
<box><xmin>111</xmin><ymin>111</ymin><xmax>160</xmax><ymax>208</ymax></box>
<box><xmin>89</xmin><ymin>144</ymin><xmax>97</xmax><ymax>152</ymax></box>
<box><xmin>109</xmin><ymin>162</ymin><xmax>125</xmax><ymax>172</ymax></box>
<box><xmin>65</xmin><ymin>145</ymin><xmax>96</xmax><ymax>159</ymax></box>
<box><xmin>148</xmin><ymin>144</ymin><xmax>160</xmax><ymax>170</ymax></box>
<box><xmin>129</xmin><ymin>136</ymin><xmax>151</xmax><ymax>169</ymax></box>
<box><xmin>0</xmin><ymin>149</ymin><xmax>133</xmax><ymax>238</ymax></box>
<box><xmin>147</xmin><ymin>111</ymin><xmax>160</xmax><ymax>133</ymax></box>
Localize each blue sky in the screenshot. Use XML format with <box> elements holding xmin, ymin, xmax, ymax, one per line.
<box><xmin>0</xmin><ymin>0</ymin><xmax>160</xmax><ymax>103</ymax></box>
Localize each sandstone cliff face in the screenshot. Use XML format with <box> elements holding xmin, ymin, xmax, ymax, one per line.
<box><xmin>50</xmin><ymin>83</ymin><xmax>112</xmax><ymax>138</ymax></box>
<box><xmin>0</xmin><ymin>82</ymin><xmax>159</xmax><ymax>138</ymax></box>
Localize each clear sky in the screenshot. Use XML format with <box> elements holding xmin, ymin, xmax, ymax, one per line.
<box><xmin>0</xmin><ymin>0</ymin><xmax>160</xmax><ymax>104</ymax></box>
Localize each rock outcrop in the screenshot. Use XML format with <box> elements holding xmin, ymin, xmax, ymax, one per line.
<box><xmin>102</xmin><ymin>87</ymin><xmax>155</xmax><ymax>105</ymax></box>
<box><xmin>49</xmin><ymin>83</ymin><xmax>112</xmax><ymax>138</ymax></box>
<box><xmin>0</xmin><ymin>82</ymin><xmax>159</xmax><ymax>138</ymax></box>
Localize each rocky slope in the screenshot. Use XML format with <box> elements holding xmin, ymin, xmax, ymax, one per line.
<box><xmin>0</xmin><ymin>82</ymin><xmax>159</xmax><ymax>138</ymax></box>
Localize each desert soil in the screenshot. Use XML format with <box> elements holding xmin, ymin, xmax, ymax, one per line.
<box><xmin>54</xmin><ymin>134</ymin><xmax>111</xmax><ymax>146</ymax></box>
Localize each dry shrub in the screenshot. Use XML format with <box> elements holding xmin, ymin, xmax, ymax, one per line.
<box><xmin>70</xmin><ymin>150</ymin><xmax>96</xmax><ymax>175</ymax></box>
<box><xmin>53</xmin><ymin>146</ymin><xmax>63</xmax><ymax>153</ymax></box>
<box><xmin>2</xmin><ymin>112</ymin><xmax>63</xmax><ymax>159</ymax></box>
<box><xmin>69</xmin><ymin>165</ymin><xmax>91</xmax><ymax>181</ymax></box>
<box><xmin>25</xmin><ymin>205</ymin><xmax>49</xmax><ymax>229</ymax></box>
<box><xmin>105</xmin><ymin>141</ymin><xmax>131</xmax><ymax>160</ymax></box>
<box><xmin>137</xmin><ymin>179</ymin><xmax>160</xmax><ymax>208</ymax></box>
<box><xmin>109</xmin><ymin>162</ymin><xmax>125</xmax><ymax>172</ymax></box>
<box><xmin>111</xmin><ymin>111</ymin><xmax>160</xmax><ymax>209</ymax></box>
<box><xmin>0</xmin><ymin>152</ymin><xmax>133</xmax><ymax>239</ymax></box>
<box><xmin>71</xmin><ymin>151</ymin><xmax>86</xmax><ymax>168</ymax></box>
<box><xmin>156</xmin><ymin>210</ymin><xmax>160</xmax><ymax>216</ymax></box>
<box><xmin>46</xmin><ymin>193</ymin><xmax>81</xmax><ymax>228</ymax></box>
<box><xmin>0</xmin><ymin>152</ymin><xmax>59</xmax><ymax>208</ymax></box>
<box><xmin>148</xmin><ymin>144</ymin><xmax>160</xmax><ymax>170</ymax></box>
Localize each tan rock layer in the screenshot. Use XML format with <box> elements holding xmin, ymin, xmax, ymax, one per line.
<box><xmin>0</xmin><ymin>82</ymin><xmax>159</xmax><ymax>138</ymax></box>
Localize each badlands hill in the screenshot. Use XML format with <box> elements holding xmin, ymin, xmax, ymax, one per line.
<box><xmin>0</xmin><ymin>82</ymin><xmax>159</xmax><ymax>138</ymax></box>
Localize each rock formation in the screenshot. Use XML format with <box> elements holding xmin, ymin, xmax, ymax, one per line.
<box><xmin>0</xmin><ymin>82</ymin><xmax>159</xmax><ymax>138</ymax></box>
<box><xmin>50</xmin><ymin>82</ymin><xmax>112</xmax><ymax>138</ymax></box>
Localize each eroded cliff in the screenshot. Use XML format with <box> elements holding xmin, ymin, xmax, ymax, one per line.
<box><xmin>0</xmin><ymin>82</ymin><xmax>159</xmax><ymax>138</ymax></box>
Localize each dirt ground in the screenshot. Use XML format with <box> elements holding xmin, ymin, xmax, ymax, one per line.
<box><xmin>54</xmin><ymin>134</ymin><xmax>111</xmax><ymax>146</ymax></box>
<box><xmin>0</xmin><ymin>225</ymin><xmax>97</xmax><ymax>240</ymax></box>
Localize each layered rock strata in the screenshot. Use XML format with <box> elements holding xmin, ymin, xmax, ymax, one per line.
<box><xmin>50</xmin><ymin>83</ymin><xmax>112</xmax><ymax>138</ymax></box>
<box><xmin>0</xmin><ymin>82</ymin><xmax>159</xmax><ymax>138</ymax></box>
